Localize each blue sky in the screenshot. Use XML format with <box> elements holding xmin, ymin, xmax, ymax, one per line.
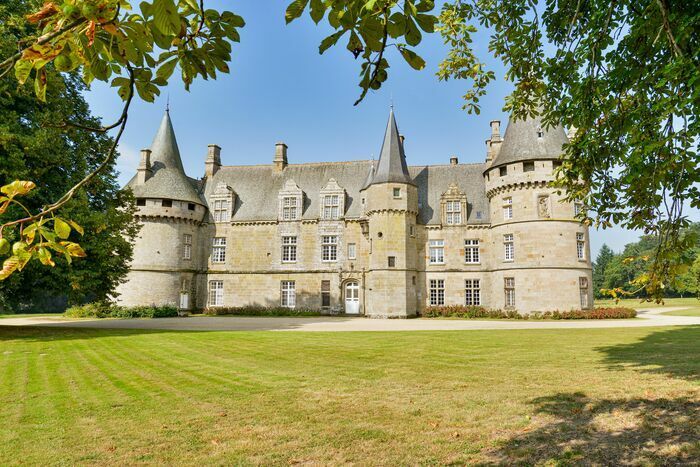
<box><xmin>84</xmin><ymin>0</ymin><xmax>666</xmax><ymax>260</ymax></box>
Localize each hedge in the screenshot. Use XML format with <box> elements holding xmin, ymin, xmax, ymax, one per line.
<box><xmin>203</xmin><ymin>306</ymin><xmax>322</xmax><ymax>317</ymax></box>
<box><xmin>424</xmin><ymin>305</ymin><xmax>636</xmax><ymax>320</ymax></box>
<box><xmin>64</xmin><ymin>303</ymin><xmax>179</xmax><ymax>319</ymax></box>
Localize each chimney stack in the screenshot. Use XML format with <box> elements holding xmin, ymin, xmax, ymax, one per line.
<box><xmin>274</xmin><ymin>142</ymin><xmax>288</xmax><ymax>172</ymax></box>
<box><xmin>486</xmin><ymin>120</ymin><xmax>503</xmax><ymax>162</ymax></box>
<box><xmin>136</xmin><ymin>149</ymin><xmax>152</xmax><ymax>184</ymax></box>
<box><xmin>205</xmin><ymin>144</ymin><xmax>221</xmax><ymax>177</ymax></box>
<box><xmin>450</xmin><ymin>156</ymin><xmax>459</xmax><ymax>165</ymax></box>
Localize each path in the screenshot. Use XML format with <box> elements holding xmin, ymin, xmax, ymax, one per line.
<box><xmin>1</xmin><ymin>306</ymin><xmax>698</xmax><ymax>332</ymax></box>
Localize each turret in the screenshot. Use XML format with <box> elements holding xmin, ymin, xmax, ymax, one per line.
<box><xmin>363</xmin><ymin>109</ymin><xmax>419</xmax><ymax>317</ymax></box>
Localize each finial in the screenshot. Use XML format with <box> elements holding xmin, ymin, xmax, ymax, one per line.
<box><xmin>165</xmin><ymin>93</ymin><xmax>170</xmax><ymax>113</ymax></box>
<box><xmin>390</xmin><ymin>93</ymin><xmax>393</xmax><ymax>110</ymax></box>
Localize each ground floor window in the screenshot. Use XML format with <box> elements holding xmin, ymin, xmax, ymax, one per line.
<box><xmin>208</xmin><ymin>280</ymin><xmax>224</xmax><ymax>307</ymax></box>
<box><xmin>429</xmin><ymin>279</ymin><xmax>445</xmax><ymax>306</ymax></box>
<box><xmin>504</xmin><ymin>277</ymin><xmax>515</xmax><ymax>308</ymax></box>
<box><xmin>579</xmin><ymin>277</ymin><xmax>589</xmax><ymax>308</ymax></box>
<box><xmin>465</xmin><ymin>279</ymin><xmax>481</xmax><ymax>306</ymax></box>
<box><xmin>321</xmin><ymin>280</ymin><xmax>331</xmax><ymax>308</ymax></box>
<box><xmin>281</xmin><ymin>280</ymin><xmax>296</xmax><ymax>308</ymax></box>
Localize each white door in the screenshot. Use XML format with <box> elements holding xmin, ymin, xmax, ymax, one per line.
<box><xmin>179</xmin><ymin>293</ymin><xmax>189</xmax><ymax>310</ymax></box>
<box><xmin>345</xmin><ymin>282</ymin><xmax>360</xmax><ymax>315</ymax></box>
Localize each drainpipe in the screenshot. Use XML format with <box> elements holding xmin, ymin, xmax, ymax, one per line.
<box><xmin>362</xmin><ymin>267</ymin><xmax>366</xmax><ymax>316</ymax></box>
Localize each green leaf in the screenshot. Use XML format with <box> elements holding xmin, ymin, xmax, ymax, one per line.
<box><xmin>0</xmin><ymin>238</ymin><xmax>9</xmax><ymax>255</ymax></box>
<box><xmin>156</xmin><ymin>58</ymin><xmax>178</xmax><ymax>81</ymax></box>
<box><xmin>14</xmin><ymin>59</ymin><xmax>33</xmax><ymax>85</ymax></box>
<box><xmin>34</xmin><ymin>67</ymin><xmax>47</xmax><ymax>102</ymax></box>
<box><xmin>60</xmin><ymin>241</ymin><xmax>87</xmax><ymax>258</ymax></box>
<box><xmin>1</xmin><ymin>180</ymin><xmax>36</xmax><ymax>198</ymax></box>
<box><xmin>309</xmin><ymin>0</ymin><xmax>325</xmax><ymax>24</ymax></box>
<box><xmin>415</xmin><ymin>13</ymin><xmax>436</xmax><ymax>33</ymax></box>
<box><xmin>0</xmin><ymin>256</ymin><xmax>20</xmax><ymax>281</ymax></box>
<box><xmin>404</xmin><ymin>16</ymin><xmax>422</xmax><ymax>46</ymax></box>
<box><xmin>54</xmin><ymin>218</ymin><xmax>71</xmax><ymax>239</ymax></box>
<box><xmin>285</xmin><ymin>0</ymin><xmax>309</xmax><ymax>24</ymax></box>
<box><xmin>37</xmin><ymin>247</ymin><xmax>55</xmax><ymax>267</ymax></box>
<box><xmin>319</xmin><ymin>30</ymin><xmax>346</xmax><ymax>54</ymax></box>
<box><xmin>152</xmin><ymin>0</ymin><xmax>180</xmax><ymax>35</ymax></box>
<box><xmin>399</xmin><ymin>47</ymin><xmax>426</xmax><ymax>70</ymax></box>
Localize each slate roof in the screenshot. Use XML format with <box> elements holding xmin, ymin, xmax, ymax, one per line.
<box><xmin>491</xmin><ymin>115</ymin><xmax>568</xmax><ymax>168</ymax></box>
<box><xmin>205</xmin><ymin>161</ymin><xmax>489</xmax><ymax>225</ymax></box>
<box><xmin>369</xmin><ymin>108</ymin><xmax>415</xmax><ymax>186</ymax></box>
<box><xmin>126</xmin><ymin>111</ymin><xmax>204</xmax><ymax>205</ymax></box>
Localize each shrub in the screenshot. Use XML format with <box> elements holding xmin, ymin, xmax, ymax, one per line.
<box><xmin>203</xmin><ymin>306</ymin><xmax>322</xmax><ymax>317</ymax></box>
<box><xmin>64</xmin><ymin>303</ymin><xmax>179</xmax><ymax>319</ymax></box>
<box><xmin>423</xmin><ymin>306</ymin><xmax>636</xmax><ymax>320</ymax></box>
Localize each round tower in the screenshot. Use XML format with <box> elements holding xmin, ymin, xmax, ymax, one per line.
<box><xmin>484</xmin><ymin>116</ymin><xmax>592</xmax><ymax>313</ymax></box>
<box><xmin>362</xmin><ymin>109</ymin><xmax>419</xmax><ymax>317</ymax></box>
<box><xmin>115</xmin><ymin>110</ymin><xmax>206</xmax><ymax>310</ymax></box>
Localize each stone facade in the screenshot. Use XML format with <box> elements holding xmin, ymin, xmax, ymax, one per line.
<box><xmin>115</xmin><ymin>109</ymin><xmax>593</xmax><ymax>316</ymax></box>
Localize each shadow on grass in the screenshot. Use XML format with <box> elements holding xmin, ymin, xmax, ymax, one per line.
<box><xmin>486</xmin><ymin>392</ymin><xmax>700</xmax><ymax>465</ymax></box>
<box><xmin>0</xmin><ymin>325</ymin><xmax>177</xmax><ymax>342</ymax></box>
<box><xmin>598</xmin><ymin>325</ymin><xmax>700</xmax><ymax>382</ymax></box>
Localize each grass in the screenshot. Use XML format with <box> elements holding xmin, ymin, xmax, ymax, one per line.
<box><xmin>0</xmin><ymin>313</ymin><xmax>60</xmax><ymax>320</ymax></box>
<box><xmin>595</xmin><ymin>297</ymin><xmax>700</xmax><ymax>309</ymax></box>
<box><xmin>1</xmin><ymin>326</ymin><xmax>698</xmax><ymax>465</ymax></box>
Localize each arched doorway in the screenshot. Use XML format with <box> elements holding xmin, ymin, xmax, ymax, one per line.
<box><xmin>344</xmin><ymin>281</ymin><xmax>361</xmax><ymax>315</ymax></box>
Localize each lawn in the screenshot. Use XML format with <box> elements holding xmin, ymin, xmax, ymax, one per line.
<box><xmin>1</xmin><ymin>326</ymin><xmax>698</xmax><ymax>465</ymax></box>
<box><xmin>0</xmin><ymin>313</ymin><xmax>60</xmax><ymax>320</ymax></box>
<box><xmin>595</xmin><ymin>297</ymin><xmax>700</xmax><ymax>318</ymax></box>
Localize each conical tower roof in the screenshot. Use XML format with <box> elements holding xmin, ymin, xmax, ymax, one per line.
<box><xmin>127</xmin><ymin>110</ymin><xmax>203</xmax><ymax>205</ymax></box>
<box><xmin>490</xmin><ymin>114</ymin><xmax>568</xmax><ymax>168</ymax></box>
<box><xmin>369</xmin><ymin>109</ymin><xmax>415</xmax><ymax>186</ymax></box>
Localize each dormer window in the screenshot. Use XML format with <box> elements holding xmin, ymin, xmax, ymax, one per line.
<box><xmin>440</xmin><ymin>183</ymin><xmax>467</xmax><ymax>226</ymax></box>
<box><xmin>537</xmin><ymin>127</ymin><xmax>544</xmax><ymax>138</ymax></box>
<box><xmin>162</xmin><ymin>199</ymin><xmax>173</xmax><ymax>208</ymax></box>
<box><xmin>499</xmin><ymin>166</ymin><xmax>507</xmax><ymax>177</ymax></box>
<box><xmin>210</xmin><ymin>182</ymin><xmax>236</xmax><ymax>223</ymax></box>
<box><xmin>282</xmin><ymin>197</ymin><xmax>297</xmax><ymax>220</ymax></box>
<box><xmin>322</xmin><ymin>195</ymin><xmax>340</xmax><ymax>220</ymax></box>
<box><xmin>445</xmin><ymin>200</ymin><xmax>462</xmax><ymax>225</ymax></box>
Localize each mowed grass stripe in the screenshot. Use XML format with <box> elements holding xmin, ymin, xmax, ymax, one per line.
<box><xmin>0</xmin><ymin>326</ymin><xmax>698</xmax><ymax>465</ymax></box>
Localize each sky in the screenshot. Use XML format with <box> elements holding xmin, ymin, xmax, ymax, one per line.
<box><xmin>83</xmin><ymin>0</ymin><xmax>669</xmax><ymax>261</ymax></box>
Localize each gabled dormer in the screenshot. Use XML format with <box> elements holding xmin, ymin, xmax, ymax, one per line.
<box><xmin>319</xmin><ymin>178</ymin><xmax>345</xmax><ymax>221</ymax></box>
<box><xmin>278</xmin><ymin>179</ymin><xmax>303</xmax><ymax>221</ymax></box>
<box><xmin>210</xmin><ymin>182</ymin><xmax>235</xmax><ymax>223</ymax></box>
<box><xmin>440</xmin><ymin>183</ymin><xmax>467</xmax><ymax>226</ymax></box>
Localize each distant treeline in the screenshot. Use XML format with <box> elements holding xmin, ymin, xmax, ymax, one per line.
<box><xmin>593</xmin><ymin>223</ymin><xmax>700</xmax><ymax>298</ymax></box>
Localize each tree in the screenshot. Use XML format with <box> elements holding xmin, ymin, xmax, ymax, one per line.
<box><xmin>592</xmin><ymin>244</ymin><xmax>615</xmax><ymax>299</ymax></box>
<box><xmin>0</xmin><ymin>1</ymin><xmax>139</xmax><ymax>311</ymax></box>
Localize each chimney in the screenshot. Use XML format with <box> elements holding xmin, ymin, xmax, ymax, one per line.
<box><xmin>205</xmin><ymin>144</ymin><xmax>221</xmax><ymax>177</ymax></box>
<box><xmin>487</xmin><ymin>120</ymin><xmax>503</xmax><ymax>162</ymax></box>
<box><xmin>274</xmin><ymin>142</ymin><xmax>288</xmax><ymax>172</ymax></box>
<box><xmin>450</xmin><ymin>156</ymin><xmax>459</xmax><ymax>165</ymax></box>
<box><xmin>136</xmin><ymin>149</ymin><xmax>152</xmax><ymax>184</ymax></box>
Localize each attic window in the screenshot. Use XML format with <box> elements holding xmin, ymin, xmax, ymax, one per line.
<box><xmin>537</xmin><ymin>127</ymin><xmax>544</xmax><ymax>138</ymax></box>
<box><xmin>393</xmin><ymin>188</ymin><xmax>401</xmax><ymax>198</ymax></box>
<box><xmin>136</xmin><ymin>198</ymin><xmax>146</xmax><ymax>206</ymax></box>
<box><xmin>162</xmin><ymin>199</ymin><xmax>173</xmax><ymax>208</ymax></box>
<box><xmin>188</xmin><ymin>203</ymin><xmax>196</xmax><ymax>211</ymax></box>
<box><xmin>499</xmin><ymin>166</ymin><xmax>507</xmax><ymax>177</ymax></box>
<box><xmin>523</xmin><ymin>161</ymin><xmax>535</xmax><ymax>172</ymax></box>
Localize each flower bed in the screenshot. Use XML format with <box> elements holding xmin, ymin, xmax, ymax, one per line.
<box><xmin>424</xmin><ymin>305</ymin><xmax>636</xmax><ymax>320</ymax></box>
<box><xmin>203</xmin><ymin>306</ymin><xmax>322</xmax><ymax>317</ymax></box>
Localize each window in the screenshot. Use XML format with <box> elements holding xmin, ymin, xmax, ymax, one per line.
<box><xmin>136</xmin><ymin>198</ymin><xmax>146</xmax><ymax>206</ymax></box>
<box><xmin>464</xmin><ymin>239</ymin><xmax>480</xmax><ymax>264</ymax></box>
<box><xmin>321</xmin><ymin>235</ymin><xmax>338</xmax><ymax>262</ymax></box>
<box><xmin>162</xmin><ymin>199</ymin><xmax>173</xmax><ymax>208</ymax></box>
<box><xmin>322</xmin><ymin>195</ymin><xmax>340</xmax><ymax>220</ymax></box>
<box><xmin>188</xmin><ymin>203</ymin><xmax>196</xmax><ymax>211</ymax></box>
<box><xmin>523</xmin><ymin>161</ymin><xmax>535</xmax><ymax>172</ymax></box>
<box><xmin>499</xmin><ymin>166</ymin><xmax>507</xmax><ymax>177</ymax></box>
<box><xmin>465</xmin><ymin>279</ymin><xmax>481</xmax><ymax>306</ymax></box>
<box><xmin>503</xmin><ymin>197</ymin><xmax>513</xmax><ymax>220</ymax></box>
<box><xmin>429</xmin><ymin>279</ymin><xmax>445</xmax><ymax>306</ymax></box>
<box><xmin>429</xmin><ymin>239</ymin><xmax>445</xmax><ymax>264</ymax></box>
<box><xmin>504</xmin><ymin>234</ymin><xmax>514</xmax><ymax>261</ymax></box>
<box><xmin>212</xmin><ymin>237</ymin><xmax>226</xmax><ymax>263</ymax></box>
<box><xmin>475</xmin><ymin>211</ymin><xmax>482</xmax><ymax>220</ymax></box>
<box><xmin>579</xmin><ymin>277</ymin><xmax>589</xmax><ymax>308</ymax></box>
<box><xmin>321</xmin><ymin>280</ymin><xmax>331</xmax><ymax>307</ymax></box>
<box><xmin>574</xmin><ymin>201</ymin><xmax>584</xmax><ymax>217</ymax></box>
<box><xmin>504</xmin><ymin>277</ymin><xmax>515</xmax><ymax>307</ymax></box>
<box><xmin>577</xmin><ymin>233</ymin><xmax>586</xmax><ymax>260</ymax></box>
<box><xmin>282</xmin><ymin>196</ymin><xmax>297</xmax><ymax>221</ymax></box>
<box><xmin>388</xmin><ymin>256</ymin><xmax>396</xmax><ymax>268</ymax></box>
<box><xmin>445</xmin><ymin>200</ymin><xmax>462</xmax><ymax>225</ymax></box>
<box><xmin>536</xmin><ymin>126</ymin><xmax>544</xmax><ymax>138</ymax></box>
<box><xmin>182</xmin><ymin>234</ymin><xmax>192</xmax><ymax>260</ymax></box>
<box><xmin>208</xmin><ymin>280</ymin><xmax>224</xmax><ymax>307</ymax></box>
<box><xmin>393</xmin><ymin>187</ymin><xmax>401</xmax><ymax>198</ymax></box>
<box><xmin>213</xmin><ymin>199</ymin><xmax>229</xmax><ymax>222</ymax></box>
<box><xmin>409</xmin><ymin>225</ymin><xmax>415</xmax><ymax>236</ymax></box>
<box><xmin>282</xmin><ymin>236</ymin><xmax>297</xmax><ymax>263</ymax></box>
<box><xmin>347</xmin><ymin>242</ymin><xmax>356</xmax><ymax>260</ymax></box>
<box><xmin>281</xmin><ymin>281</ymin><xmax>296</xmax><ymax>308</ymax></box>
